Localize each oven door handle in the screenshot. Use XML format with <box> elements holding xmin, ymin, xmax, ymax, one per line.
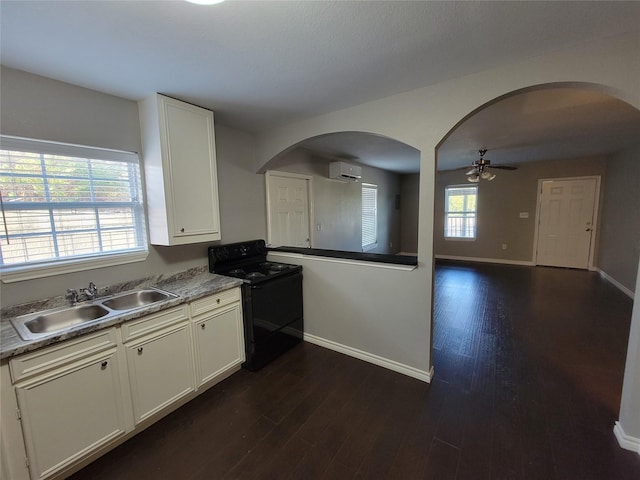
<box><xmin>250</xmin><ymin>285</ymin><xmax>263</xmax><ymax>290</ymax></box>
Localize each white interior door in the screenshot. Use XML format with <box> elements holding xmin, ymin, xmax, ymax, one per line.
<box><xmin>536</xmin><ymin>177</ymin><xmax>598</xmax><ymax>269</ymax></box>
<box><xmin>266</xmin><ymin>172</ymin><xmax>311</xmax><ymax>247</ymax></box>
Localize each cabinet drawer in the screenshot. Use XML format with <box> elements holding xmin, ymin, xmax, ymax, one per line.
<box><xmin>9</xmin><ymin>328</ymin><xmax>118</xmax><ymax>383</ymax></box>
<box><xmin>121</xmin><ymin>305</ymin><xmax>188</xmax><ymax>343</ymax></box>
<box><xmin>190</xmin><ymin>288</ymin><xmax>241</xmax><ymax>318</ymax></box>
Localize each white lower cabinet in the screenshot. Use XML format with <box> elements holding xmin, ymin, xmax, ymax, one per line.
<box><xmin>9</xmin><ymin>329</ymin><xmax>127</xmax><ymax>480</ymax></box>
<box><xmin>193</xmin><ymin>300</ymin><xmax>244</xmax><ymax>387</ymax></box>
<box><xmin>125</xmin><ymin>321</ymin><xmax>195</xmax><ymax>424</ymax></box>
<box><xmin>2</xmin><ymin>287</ymin><xmax>244</xmax><ymax>480</ymax></box>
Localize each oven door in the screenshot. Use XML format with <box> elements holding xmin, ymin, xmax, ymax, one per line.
<box><xmin>242</xmin><ymin>270</ymin><xmax>303</xmax><ymax>370</ymax></box>
<box><xmin>247</xmin><ymin>271</ymin><xmax>303</xmax><ymax>343</ymax></box>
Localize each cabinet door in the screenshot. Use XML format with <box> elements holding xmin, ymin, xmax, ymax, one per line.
<box><xmin>160</xmin><ymin>96</ymin><xmax>221</xmax><ymax>241</ymax></box>
<box><xmin>126</xmin><ymin>322</ymin><xmax>195</xmax><ymax>425</ymax></box>
<box><xmin>15</xmin><ymin>349</ymin><xmax>126</xmax><ymax>480</ymax></box>
<box><xmin>194</xmin><ymin>303</ymin><xmax>244</xmax><ymax>387</ymax></box>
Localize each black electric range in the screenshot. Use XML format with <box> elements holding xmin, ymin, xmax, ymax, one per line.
<box><xmin>208</xmin><ymin>240</ymin><xmax>303</xmax><ymax>371</ymax></box>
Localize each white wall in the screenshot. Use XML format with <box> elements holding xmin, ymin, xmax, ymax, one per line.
<box><xmin>215</xmin><ymin>124</ymin><xmax>267</xmax><ymax>245</ymax></box>
<box><xmin>618</xmin><ymin>256</ymin><xmax>640</xmax><ymax>451</ymax></box>
<box><xmin>0</xmin><ymin>66</ymin><xmax>266</xmax><ymax>307</ymax></box>
<box><xmin>598</xmin><ymin>146</ymin><xmax>640</xmax><ymax>293</ymax></box>
<box><xmin>268</xmin><ymin>251</ymin><xmax>431</xmax><ymax>381</ymax></box>
<box><xmin>256</xmin><ymin>32</ymin><xmax>640</xmax><ymax>426</ymax></box>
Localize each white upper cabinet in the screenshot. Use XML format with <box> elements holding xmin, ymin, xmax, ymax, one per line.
<box><xmin>139</xmin><ymin>94</ymin><xmax>221</xmax><ymax>245</ymax></box>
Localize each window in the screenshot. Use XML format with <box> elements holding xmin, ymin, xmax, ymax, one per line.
<box><xmin>362</xmin><ymin>183</ymin><xmax>377</xmax><ymax>250</ymax></box>
<box><xmin>0</xmin><ymin>136</ymin><xmax>147</xmax><ymax>281</ymax></box>
<box><xmin>445</xmin><ymin>185</ymin><xmax>477</xmax><ymax>239</ymax></box>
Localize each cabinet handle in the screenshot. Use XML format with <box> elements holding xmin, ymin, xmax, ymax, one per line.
<box><xmin>137</xmin><ymin>347</ymin><xmax>144</xmax><ymax>354</ymax></box>
<box><xmin>216</xmin><ymin>298</ymin><xmax>221</xmax><ymax>304</ymax></box>
<box><xmin>201</xmin><ymin>323</ymin><xmax>206</xmax><ymax>330</ymax></box>
<box><xmin>101</xmin><ymin>361</ymin><xmax>108</xmax><ymax>369</ymax></box>
<box><xmin>180</xmin><ymin>227</ymin><xmax>185</xmax><ymax>233</ymax></box>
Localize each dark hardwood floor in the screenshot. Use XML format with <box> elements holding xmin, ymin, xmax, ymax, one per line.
<box><xmin>70</xmin><ymin>262</ymin><xmax>640</xmax><ymax>479</ymax></box>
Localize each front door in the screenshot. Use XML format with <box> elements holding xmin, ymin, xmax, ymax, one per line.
<box><xmin>266</xmin><ymin>172</ymin><xmax>311</xmax><ymax>247</ymax></box>
<box><xmin>536</xmin><ymin>177</ymin><xmax>598</xmax><ymax>269</ymax></box>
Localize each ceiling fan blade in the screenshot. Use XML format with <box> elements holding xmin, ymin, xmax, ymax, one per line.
<box><xmin>488</xmin><ymin>165</ymin><xmax>518</xmax><ymax>170</ymax></box>
<box><xmin>465</xmin><ymin>168</ymin><xmax>477</xmax><ymax>176</ymax></box>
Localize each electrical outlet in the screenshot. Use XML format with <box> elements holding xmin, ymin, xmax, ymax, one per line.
<box><xmin>502</xmin><ymin>243</ymin><xmax>507</xmax><ymax>250</ymax></box>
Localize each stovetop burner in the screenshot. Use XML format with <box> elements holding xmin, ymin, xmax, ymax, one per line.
<box><xmin>208</xmin><ymin>240</ymin><xmax>301</xmax><ymax>284</ymax></box>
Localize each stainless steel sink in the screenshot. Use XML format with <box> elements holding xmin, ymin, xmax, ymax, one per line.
<box><xmin>10</xmin><ymin>287</ymin><xmax>178</xmax><ymax>341</ymax></box>
<box><xmin>101</xmin><ymin>289</ymin><xmax>177</xmax><ymax>311</ymax></box>
<box><xmin>11</xmin><ymin>304</ymin><xmax>112</xmax><ymax>340</ymax></box>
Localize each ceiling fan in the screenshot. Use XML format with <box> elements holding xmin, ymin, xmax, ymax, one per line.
<box><xmin>459</xmin><ymin>148</ymin><xmax>517</xmax><ymax>182</ymax></box>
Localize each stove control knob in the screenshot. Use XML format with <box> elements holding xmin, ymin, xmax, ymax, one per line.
<box><xmin>239</xmin><ymin>245</ymin><xmax>247</xmax><ymax>255</ymax></box>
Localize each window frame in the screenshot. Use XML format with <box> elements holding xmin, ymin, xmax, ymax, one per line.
<box><xmin>0</xmin><ymin>135</ymin><xmax>148</xmax><ymax>283</ymax></box>
<box><xmin>444</xmin><ymin>184</ymin><xmax>478</xmax><ymax>240</ymax></box>
<box><xmin>361</xmin><ymin>182</ymin><xmax>378</xmax><ymax>251</ymax></box>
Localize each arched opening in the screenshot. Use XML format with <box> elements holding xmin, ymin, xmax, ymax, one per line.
<box><xmin>432</xmin><ymin>82</ymin><xmax>640</xmax><ymax>460</ymax></box>
<box><xmin>261</xmin><ymin>131</ymin><xmax>421</xmax><ymax>255</ymax></box>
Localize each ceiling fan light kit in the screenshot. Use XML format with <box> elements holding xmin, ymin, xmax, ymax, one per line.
<box><xmin>468</xmin><ymin>174</ymin><xmax>480</xmax><ymax>183</ymax></box>
<box><xmin>462</xmin><ymin>148</ymin><xmax>516</xmax><ymax>182</ymax></box>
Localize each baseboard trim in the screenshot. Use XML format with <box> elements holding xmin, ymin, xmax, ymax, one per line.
<box><xmin>598</xmin><ymin>269</ymin><xmax>635</xmax><ymax>299</ymax></box>
<box><xmin>435</xmin><ymin>254</ymin><xmax>535</xmax><ymax>267</ymax></box>
<box><xmin>614</xmin><ymin>421</ymin><xmax>640</xmax><ymax>454</ymax></box>
<box><xmin>303</xmin><ymin>333</ymin><xmax>434</xmax><ymax>383</ymax></box>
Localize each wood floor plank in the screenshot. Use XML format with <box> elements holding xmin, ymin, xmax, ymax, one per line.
<box><xmin>424</xmin><ymin>438</ymin><xmax>460</xmax><ymax>480</ymax></box>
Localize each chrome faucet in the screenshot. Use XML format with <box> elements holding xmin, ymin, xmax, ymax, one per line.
<box><xmin>66</xmin><ymin>289</ymin><xmax>79</xmax><ymax>305</ymax></box>
<box><xmin>81</xmin><ymin>282</ymin><xmax>99</xmax><ymax>301</ymax></box>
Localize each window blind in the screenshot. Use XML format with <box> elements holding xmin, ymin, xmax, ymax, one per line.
<box><xmin>362</xmin><ymin>183</ymin><xmax>377</xmax><ymax>249</ymax></box>
<box><xmin>0</xmin><ymin>136</ymin><xmax>147</xmax><ymax>269</ymax></box>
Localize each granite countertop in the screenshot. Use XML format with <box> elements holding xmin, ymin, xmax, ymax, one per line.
<box><xmin>0</xmin><ymin>266</ymin><xmax>243</xmax><ymax>360</ymax></box>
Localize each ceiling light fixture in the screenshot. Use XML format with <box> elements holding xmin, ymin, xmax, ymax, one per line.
<box><xmin>456</xmin><ymin>148</ymin><xmax>518</xmax><ymax>182</ymax></box>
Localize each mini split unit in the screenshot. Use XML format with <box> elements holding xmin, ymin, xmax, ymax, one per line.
<box><xmin>329</xmin><ymin>161</ymin><xmax>362</xmax><ymax>182</ymax></box>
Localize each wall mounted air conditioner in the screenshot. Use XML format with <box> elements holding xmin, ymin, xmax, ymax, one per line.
<box><xmin>329</xmin><ymin>161</ymin><xmax>362</xmax><ymax>182</ymax></box>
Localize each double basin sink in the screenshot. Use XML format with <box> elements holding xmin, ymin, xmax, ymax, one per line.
<box><xmin>11</xmin><ymin>288</ymin><xmax>179</xmax><ymax>341</ymax></box>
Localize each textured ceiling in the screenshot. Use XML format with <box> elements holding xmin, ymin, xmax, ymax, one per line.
<box><xmin>437</xmin><ymin>86</ymin><xmax>640</xmax><ymax>172</ymax></box>
<box><xmin>1</xmin><ymin>1</ymin><xmax>640</xmax><ymax>172</ymax></box>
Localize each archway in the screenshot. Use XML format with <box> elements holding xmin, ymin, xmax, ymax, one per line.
<box><xmin>260</xmin><ymin>131</ymin><xmax>420</xmax><ymax>255</ymax></box>
<box><xmin>433</xmin><ymin>82</ymin><xmax>640</xmax><ymax>453</ymax></box>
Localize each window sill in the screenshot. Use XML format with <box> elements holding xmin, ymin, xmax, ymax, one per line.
<box><xmin>362</xmin><ymin>243</ymin><xmax>378</xmax><ymax>252</ymax></box>
<box><xmin>0</xmin><ymin>250</ymin><xmax>149</xmax><ymax>284</ymax></box>
<box><xmin>444</xmin><ymin>237</ymin><xmax>476</xmax><ymax>242</ymax></box>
